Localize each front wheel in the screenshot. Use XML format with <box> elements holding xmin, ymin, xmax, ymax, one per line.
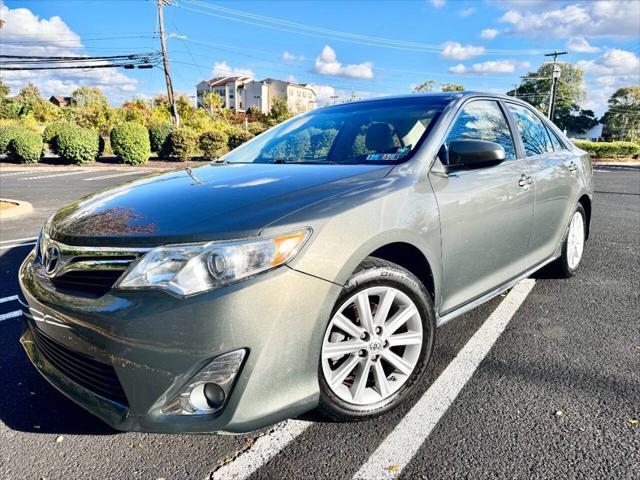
<box><xmin>318</xmin><ymin>257</ymin><xmax>435</xmax><ymax>421</ymax></box>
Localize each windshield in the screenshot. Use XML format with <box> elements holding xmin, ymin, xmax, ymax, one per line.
<box><xmin>222</xmin><ymin>97</ymin><xmax>447</xmax><ymax>165</ymax></box>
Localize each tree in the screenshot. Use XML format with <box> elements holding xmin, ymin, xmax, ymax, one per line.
<box><xmin>601</xmin><ymin>86</ymin><xmax>640</xmax><ymax>142</ymax></box>
<box><xmin>16</xmin><ymin>83</ymin><xmax>58</xmax><ymax>123</ymax></box>
<box><xmin>0</xmin><ymin>79</ymin><xmax>19</xmax><ymax>120</ymax></box>
<box><xmin>201</xmin><ymin>91</ymin><xmax>224</xmax><ymax>117</ymax></box>
<box><xmin>71</xmin><ymin>87</ymin><xmax>109</xmax><ymax>108</ymax></box>
<box><xmin>508</xmin><ymin>62</ymin><xmax>586</xmax><ymax>128</ymax></box>
<box><xmin>69</xmin><ymin>87</ymin><xmax>112</xmax><ymax>134</ymax></box>
<box><xmin>441</xmin><ymin>83</ymin><xmax>464</xmax><ymax>92</ymax></box>
<box><xmin>555</xmin><ymin>106</ymin><xmax>598</xmax><ymax>135</ymax></box>
<box><xmin>270</xmin><ymin>96</ymin><xmax>291</xmax><ymax>123</ymax></box>
<box><xmin>413</xmin><ymin>80</ymin><xmax>436</xmax><ymax>93</ymax></box>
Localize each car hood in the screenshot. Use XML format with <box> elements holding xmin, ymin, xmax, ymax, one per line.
<box><xmin>49</xmin><ymin>163</ymin><xmax>393</xmax><ymax>246</ymax></box>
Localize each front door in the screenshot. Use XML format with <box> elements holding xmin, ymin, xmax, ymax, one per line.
<box><xmin>430</xmin><ymin>99</ymin><xmax>534</xmax><ymax>314</ymax></box>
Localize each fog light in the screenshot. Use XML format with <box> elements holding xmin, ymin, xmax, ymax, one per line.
<box><xmin>162</xmin><ymin>349</ymin><xmax>246</xmax><ymax>415</ymax></box>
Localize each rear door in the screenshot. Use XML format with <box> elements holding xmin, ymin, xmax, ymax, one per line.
<box><xmin>430</xmin><ymin>99</ymin><xmax>534</xmax><ymax>314</ymax></box>
<box><xmin>505</xmin><ymin>102</ymin><xmax>578</xmax><ymax>265</ymax></box>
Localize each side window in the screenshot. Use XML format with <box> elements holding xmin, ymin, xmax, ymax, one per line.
<box><xmin>506</xmin><ymin>103</ymin><xmax>554</xmax><ymax>156</ymax></box>
<box><xmin>545</xmin><ymin>125</ymin><xmax>565</xmax><ymax>151</ymax></box>
<box><xmin>445</xmin><ymin>100</ymin><xmax>516</xmax><ymax>161</ymax></box>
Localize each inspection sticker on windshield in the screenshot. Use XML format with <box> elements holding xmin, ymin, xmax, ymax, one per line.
<box><xmin>366</xmin><ymin>153</ymin><xmax>404</xmax><ymax>161</ymax></box>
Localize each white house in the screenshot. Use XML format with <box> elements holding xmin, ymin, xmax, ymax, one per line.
<box><xmin>196</xmin><ymin>76</ymin><xmax>316</xmax><ymax>115</ymax></box>
<box><xmin>567</xmin><ymin>123</ymin><xmax>604</xmax><ymax>142</ymax></box>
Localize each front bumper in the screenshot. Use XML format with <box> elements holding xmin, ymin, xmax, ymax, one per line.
<box><xmin>18</xmin><ymin>250</ymin><xmax>340</xmax><ymax>433</ymax></box>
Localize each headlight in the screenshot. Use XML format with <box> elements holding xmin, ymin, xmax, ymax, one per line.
<box><xmin>116</xmin><ymin>228</ymin><xmax>311</xmax><ymax>296</ymax></box>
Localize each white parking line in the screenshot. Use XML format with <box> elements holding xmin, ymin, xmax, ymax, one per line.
<box><xmin>0</xmin><ymin>242</ymin><xmax>36</xmax><ymax>251</ymax></box>
<box><xmin>353</xmin><ymin>279</ymin><xmax>536</xmax><ymax>480</ymax></box>
<box><xmin>0</xmin><ymin>170</ymin><xmax>41</xmax><ymax>177</ymax></box>
<box><xmin>212</xmin><ymin>420</ymin><xmax>310</xmax><ymax>480</ymax></box>
<box><xmin>19</xmin><ymin>170</ymin><xmax>88</xmax><ymax>181</ymax></box>
<box><xmin>0</xmin><ymin>237</ymin><xmax>37</xmax><ymax>244</ymax></box>
<box><xmin>84</xmin><ymin>171</ymin><xmax>142</xmax><ymax>181</ymax></box>
<box><xmin>0</xmin><ymin>295</ymin><xmax>18</xmax><ymax>304</ymax></box>
<box><xmin>0</xmin><ymin>310</ymin><xmax>21</xmax><ymax>322</ymax></box>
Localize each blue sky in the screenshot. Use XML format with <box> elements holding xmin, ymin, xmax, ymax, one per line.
<box><xmin>2</xmin><ymin>0</ymin><xmax>639</xmax><ymax>115</ymax></box>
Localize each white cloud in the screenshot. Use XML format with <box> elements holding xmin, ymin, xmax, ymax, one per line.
<box><xmin>0</xmin><ymin>5</ymin><xmax>137</xmax><ymax>103</ymax></box>
<box><xmin>286</xmin><ymin>74</ymin><xmax>298</xmax><ymax>83</ymax></box>
<box><xmin>211</xmin><ymin>61</ymin><xmax>254</xmax><ymax>78</ymax></box>
<box><xmin>449</xmin><ymin>59</ymin><xmax>528</xmax><ymax>74</ymax></box>
<box><xmin>499</xmin><ymin>1</ymin><xmax>640</xmax><ymax>38</ymax></box>
<box><xmin>440</xmin><ymin>41</ymin><xmax>486</xmax><ymax>60</ymax></box>
<box><xmin>307</xmin><ymin>84</ymin><xmax>379</xmax><ymax>106</ymax></box>
<box><xmin>480</xmin><ymin>28</ymin><xmax>499</xmax><ymax>40</ymax></box>
<box><xmin>430</xmin><ymin>0</ymin><xmax>446</xmax><ymax>8</ymax></box>
<box><xmin>449</xmin><ymin>64</ymin><xmax>468</xmax><ymax>74</ymax></box>
<box><xmin>313</xmin><ymin>45</ymin><xmax>373</xmax><ymax>79</ymax></box>
<box><xmin>577</xmin><ymin>49</ymin><xmax>640</xmax><ymax>76</ymax></box>
<box><xmin>459</xmin><ymin>8</ymin><xmax>475</xmax><ymax>17</ymax></box>
<box><xmin>566</xmin><ymin>37</ymin><xmax>601</xmax><ymax>53</ymax></box>
<box><xmin>282</xmin><ymin>51</ymin><xmax>304</xmax><ymax>62</ymax></box>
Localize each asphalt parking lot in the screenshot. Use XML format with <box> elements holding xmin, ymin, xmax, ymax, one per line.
<box><xmin>1</xmin><ymin>164</ymin><xmax>638</xmax><ymax>479</ymax></box>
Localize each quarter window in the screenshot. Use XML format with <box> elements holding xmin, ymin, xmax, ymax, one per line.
<box><xmin>506</xmin><ymin>103</ymin><xmax>554</xmax><ymax>156</ymax></box>
<box><xmin>546</xmin><ymin>125</ymin><xmax>565</xmax><ymax>151</ymax></box>
<box><xmin>445</xmin><ymin>100</ymin><xmax>516</xmax><ymax>161</ymax></box>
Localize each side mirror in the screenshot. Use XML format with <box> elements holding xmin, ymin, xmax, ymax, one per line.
<box><xmin>447</xmin><ymin>139</ymin><xmax>506</xmax><ymax>170</ymax></box>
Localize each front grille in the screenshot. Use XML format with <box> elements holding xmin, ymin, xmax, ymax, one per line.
<box><xmin>50</xmin><ymin>269</ymin><xmax>127</xmax><ymax>297</ymax></box>
<box><xmin>31</xmin><ymin>326</ymin><xmax>128</xmax><ymax>406</ymax></box>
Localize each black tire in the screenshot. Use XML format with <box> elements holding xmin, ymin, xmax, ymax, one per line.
<box><xmin>318</xmin><ymin>256</ymin><xmax>436</xmax><ymax>421</ymax></box>
<box><xmin>548</xmin><ymin>203</ymin><xmax>587</xmax><ymax>278</ymax></box>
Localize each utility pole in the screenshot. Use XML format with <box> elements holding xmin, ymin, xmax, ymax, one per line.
<box><xmin>544</xmin><ymin>50</ymin><xmax>567</xmax><ymax>121</ymax></box>
<box><xmin>157</xmin><ymin>0</ymin><xmax>179</xmax><ymax>125</ymax></box>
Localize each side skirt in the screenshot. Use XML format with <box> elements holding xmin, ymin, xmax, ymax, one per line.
<box><xmin>435</xmin><ymin>255</ymin><xmax>557</xmax><ymax>328</ymax></box>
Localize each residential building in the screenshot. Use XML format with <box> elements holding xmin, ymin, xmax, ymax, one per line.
<box><xmin>196</xmin><ymin>76</ymin><xmax>316</xmax><ymax>115</ymax></box>
<box><xmin>196</xmin><ymin>76</ymin><xmax>251</xmax><ymax>111</ymax></box>
<box><xmin>49</xmin><ymin>95</ymin><xmax>72</xmax><ymax>107</ymax></box>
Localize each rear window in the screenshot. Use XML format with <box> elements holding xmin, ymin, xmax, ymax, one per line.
<box><xmin>506</xmin><ymin>103</ymin><xmax>554</xmax><ymax>157</ymax></box>
<box><xmin>223</xmin><ymin>98</ymin><xmax>447</xmax><ymax>165</ymax></box>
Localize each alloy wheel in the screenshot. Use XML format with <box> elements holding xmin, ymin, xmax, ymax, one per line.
<box><xmin>321</xmin><ymin>286</ymin><xmax>423</xmax><ymax>405</ymax></box>
<box><xmin>567</xmin><ymin>211</ymin><xmax>585</xmax><ymax>270</ymax></box>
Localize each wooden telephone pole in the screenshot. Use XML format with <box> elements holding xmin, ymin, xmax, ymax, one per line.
<box><xmin>157</xmin><ymin>0</ymin><xmax>179</xmax><ymax>125</ymax></box>
<box><xmin>544</xmin><ymin>50</ymin><xmax>567</xmax><ymax>122</ymax></box>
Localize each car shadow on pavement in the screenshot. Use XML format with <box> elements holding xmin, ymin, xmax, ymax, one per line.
<box><xmin>0</xmin><ymin>320</ymin><xmax>119</xmax><ymax>435</ymax></box>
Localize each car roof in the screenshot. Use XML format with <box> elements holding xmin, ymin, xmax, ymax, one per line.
<box><xmin>323</xmin><ymin>91</ymin><xmax>520</xmax><ymax>109</ymax></box>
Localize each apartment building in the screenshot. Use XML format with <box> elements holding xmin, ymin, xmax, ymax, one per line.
<box><xmin>196</xmin><ymin>76</ymin><xmax>316</xmax><ymax>115</ymax></box>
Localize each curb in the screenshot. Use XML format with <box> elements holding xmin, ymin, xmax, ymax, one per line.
<box><xmin>0</xmin><ymin>198</ymin><xmax>34</xmax><ymax>220</ymax></box>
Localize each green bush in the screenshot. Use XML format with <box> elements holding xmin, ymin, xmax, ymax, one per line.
<box><xmin>7</xmin><ymin>129</ymin><xmax>43</xmax><ymax>164</ymax></box>
<box><xmin>198</xmin><ymin>130</ymin><xmax>228</xmax><ymax>161</ymax></box>
<box><xmin>248</xmin><ymin>122</ymin><xmax>268</xmax><ymax>136</ymax></box>
<box><xmin>169</xmin><ymin>127</ymin><xmax>197</xmax><ymax>161</ymax></box>
<box><xmin>110</xmin><ymin>122</ymin><xmax>151</xmax><ymax>165</ymax></box>
<box><xmin>0</xmin><ymin>125</ymin><xmax>22</xmax><ymax>154</ymax></box>
<box><xmin>572</xmin><ymin>140</ymin><xmax>640</xmax><ymax>158</ymax></box>
<box><xmin>57</xmin><ymin>126</ymin><xmax>100</xmax><ymax>165</ymax></box>
<box><xmin>148</xmin><ymin>122</ymin><xmax>174</xmax><ymax>157</ymax></box>
<box><xmin>227</xmin><ymin>128</ymin><xmax>254</xmax><ymax>150</ymax></box>
<box><xmin>43</xmin><ymin>121</ymin><xmax>73</xmax><ymax>154</ymax></box>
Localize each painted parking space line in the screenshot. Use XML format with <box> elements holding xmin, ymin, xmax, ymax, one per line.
<box><xmin>19</xmin><ymin>170</ymin><xmax>89</xmax><ymax>181</ymax></box>
<box><xmin>0</xmin><ymin>237</ymin><xmax>37</xmax><ymax>244</ymax></box>
<box><xmin>353</xmin><ymin>279</ymin><xmax>536</xmax><ymax>480</ymax></box>
<box><xmin>0</xmin><ymin>242</ymin><xmax>36</xmax><ymax>251</ymax></box>
<box><xmin>0</xmin><ymin>295</ymin><xmax>18</xmax><ymax>304</ymax></box>
<box><xmin>0</xmin><ymin>310</ymin><xmax>21</xmax><ymax>322</ymax></box>
<box><xmin>0</xmin><ymin>170</ymin><xmax>41</xmax><ymax>177</ymax></box>
<box><xmin>212</xmin><ymin>420</ymin><xmax>310</xmax><ymax>480</ymax></box>
<box><xmin>84</xmin><ymin>171</ymin><xmax>144</xmax><ymax>181</ymax></box>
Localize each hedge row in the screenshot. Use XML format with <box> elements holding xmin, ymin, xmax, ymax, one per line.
<box><xmin>572</xmin><ymin>140</ymin><xmax>640</xmax><ymax>159</ymax></box>
<box><xmin>2</xmin><ymin>121</ymin><xmax>254</xmax><ymax>164</ymax></box>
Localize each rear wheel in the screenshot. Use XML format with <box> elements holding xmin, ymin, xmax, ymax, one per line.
<box><xmin>549</xmin><ymin>204</ymin><xmax>586</xmax><ymax>278</ymax></box>
<box><xmin>318</xmin><ymin>257</ymin><xmax>435</xmax><ymax>421</ymax></box>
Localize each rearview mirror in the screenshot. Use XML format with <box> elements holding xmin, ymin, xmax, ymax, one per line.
<box><xmin>447</xmin><ymin>139</ymin><xmax>506</xmax><ymax>170</ymax></box>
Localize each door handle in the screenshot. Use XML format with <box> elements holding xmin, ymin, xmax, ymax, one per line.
<box><xmin>568</xmin><ymin>161</ymin><xmax>577</xmax><ymax>172</ymax></box>
<box><xmin>518</xmin><ymin>174</ymin><xmax>532</xmax><ymax>187</ymax></box>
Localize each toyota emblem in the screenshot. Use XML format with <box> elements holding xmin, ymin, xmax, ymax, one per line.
<box><xmin>43</xmin><ymin>244</ymin><xmax>61</xmax><ymax>276</ymax></box>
